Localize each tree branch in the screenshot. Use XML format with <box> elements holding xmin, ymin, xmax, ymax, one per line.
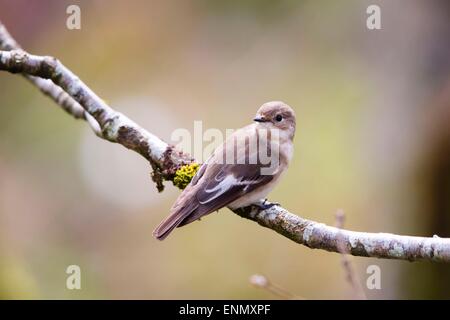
<box><xmin>1</xmin><ymin>23</ymin><xmax>450</xmax><ymax>262</ymax></box>
<box><xmin>0</xmin><ymin>47</ymin><xmax>192</xmax><ymax>188</ymax></box>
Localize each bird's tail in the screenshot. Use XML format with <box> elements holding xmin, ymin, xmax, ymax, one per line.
<box><xmin>152</xmin><ymin>200</ymin><xmax>199</xmax><ymax>240</ymax></box>
<box><xmin>152</xmin><ymin>213</ymin><xmax>187</xmax><ymax>241</ymax></box>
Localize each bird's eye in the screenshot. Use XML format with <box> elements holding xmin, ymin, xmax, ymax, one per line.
<box><xmin>275</xmin><ymin>114</ymin><xmax>283</xmax><ymax>122</ymax></box>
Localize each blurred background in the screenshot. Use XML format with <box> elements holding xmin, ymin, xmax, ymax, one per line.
<box><xmin>0</xmin><ymin>0</ymin><xmax>449</xmax><ymax>299</ymax></box>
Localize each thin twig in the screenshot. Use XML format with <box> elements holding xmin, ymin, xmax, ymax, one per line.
<box><xmin>249</xmin><ymin>274</ymin><xmax>304</xmax><ymax>300</ymax></box>
<box><xmin>335</xmin><ymin>209</ymin><xmax>367</xmax><ymax>300</ymax></box>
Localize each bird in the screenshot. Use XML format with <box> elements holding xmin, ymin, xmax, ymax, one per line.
<box><xmin>153</xmin><ymin>101</ymin><xmax>296</xmax><ymax>240</ymax></box>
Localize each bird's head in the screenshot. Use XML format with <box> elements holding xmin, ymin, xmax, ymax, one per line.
<box><xmin>253</xmin><ymin>101</ymin><xmax>296</xmax><ymax>139</ymax></box>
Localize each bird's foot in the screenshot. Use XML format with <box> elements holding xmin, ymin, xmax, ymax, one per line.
<box><xmin>254</xmin><ymin>199</ymin><xmax>280</xmax><ymax>210</ymax></box>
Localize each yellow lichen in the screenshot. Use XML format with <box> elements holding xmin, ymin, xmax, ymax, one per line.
<box><xmin>173</xmin><ymin>163</ymin><xmax>199</xmax><ymax>189</ymax></box>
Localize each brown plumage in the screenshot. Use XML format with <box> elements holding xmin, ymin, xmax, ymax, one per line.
<box><xmin>153</xmin><ymin>101</ymin><xmax>296</xmax><ymax>240</ymax></box>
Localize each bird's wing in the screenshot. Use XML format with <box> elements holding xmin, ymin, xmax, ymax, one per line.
<box><xmin>178</xmin><ymin>163</ymin><xmax>274</xmax><ymax>226</ymax></box>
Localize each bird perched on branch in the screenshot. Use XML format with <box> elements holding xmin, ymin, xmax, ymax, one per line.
<box><xmin>153</xmin><ymin>101</ymin><xmax>296</xmax><ymax>240</ymax></box>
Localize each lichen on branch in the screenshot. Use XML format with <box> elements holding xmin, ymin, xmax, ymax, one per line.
<box><xmin>173</xmin><ymin>163</ymin><xmax>200</xmax><ymax>189</ymax></box>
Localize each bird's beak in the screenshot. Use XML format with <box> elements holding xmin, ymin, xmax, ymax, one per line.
<box><xmin>253</xmin><ymin>116</ymin><xmax>267</xmax><ymax>123</ymax></box>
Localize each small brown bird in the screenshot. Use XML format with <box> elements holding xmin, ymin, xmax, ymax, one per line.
<box><xmin>153</xmin><ymin>101</ymin><xmax>296</xmax><ymax>240</ymax></box>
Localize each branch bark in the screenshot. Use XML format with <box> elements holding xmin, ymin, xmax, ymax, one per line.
<box><xmin>1</xmin><ymin>22</ymin><xmax>450</xmax><ymax>262</ymax></box>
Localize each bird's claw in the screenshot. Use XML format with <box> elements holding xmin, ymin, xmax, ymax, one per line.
<box><xmin>254</xmin><ymin>199</ymin><xmax>280</xmax><ymax>210</ymax></box>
